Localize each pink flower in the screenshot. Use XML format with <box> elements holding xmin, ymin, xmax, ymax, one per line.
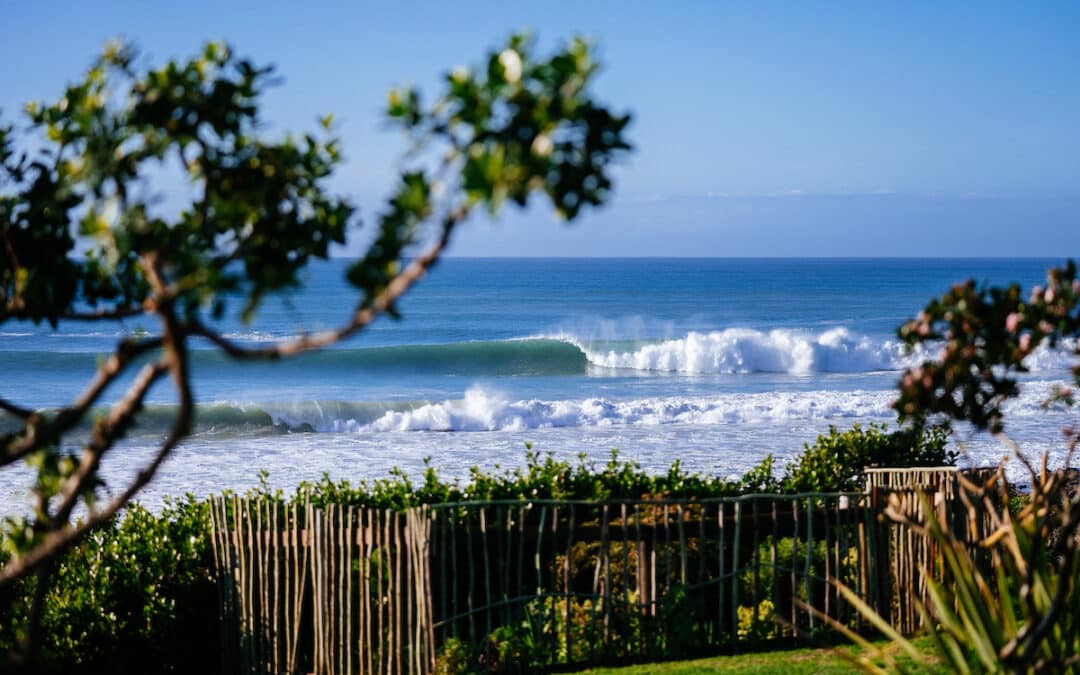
<box><xmin>1019</xmin><ymin>333</ymin><xmax>1032</xmax><ymax>352</ymax></box>
<box><xmin>1005</xmin><ymin>312</ymin><xmax>1022</xmax><ymax>332</ymax></box>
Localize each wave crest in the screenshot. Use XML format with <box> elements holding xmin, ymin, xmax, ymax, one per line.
<box><xmin>561</xmin><ymin>328</ymin><xmax>918</xmax><ymax>375</ymax></box>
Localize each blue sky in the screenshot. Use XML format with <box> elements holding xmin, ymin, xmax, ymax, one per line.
<box><xmin>2</xmin><ymin>2</ymin><xmax>1078</xmax><ymax>256</ymax></box>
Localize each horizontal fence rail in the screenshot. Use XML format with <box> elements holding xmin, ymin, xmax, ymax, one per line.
<box><xmin>209</xmin><ymin>467</ymin><xmax>1002</xmax><ymax>673</ymax></box>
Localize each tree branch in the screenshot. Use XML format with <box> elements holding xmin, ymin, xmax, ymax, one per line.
<box><xmin>49</xmin><ymin>358</ymin><xmax>170</xmax><ymax>528</ymax></box>
<box><xmin>190</xmin><ymin>213</ymin><xmax>462</xmax><ymax>360</ymax></box>
<box><xmin>0</xmin><ymin>257</ymin><xmax>188</xmax><ymax>591</ymax></box>
<box><xmin>0</xmin><ymin>336</ymin><xmax>163</xmax><ymax>468</ymax></box>
<box><xmin>0</xmin><ymin>397</ymin><xmax>34</xmax><ymax>420</ymax></box>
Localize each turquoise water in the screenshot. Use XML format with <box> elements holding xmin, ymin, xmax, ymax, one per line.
<box><xmin>1</xmin><ymin>258</ymin><xmax>1074</xmax><ymax>506</ymax></box>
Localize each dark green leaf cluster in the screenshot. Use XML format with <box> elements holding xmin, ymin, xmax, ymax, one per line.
<box><xmin>348</xmin><ymin>33</ymin><xmax>631</xmax><ymax>306</ymax></box>
<box><xmin>387</xmin><ymin>34</ymin><xmax>631</xmax><ymax>219</ymax></box>
<box><xmin>895</xmin><ymin>260</ymin><xmax>1080</xmax><ymax>432</ymax></box>
<box><xmin>0</xmin><ymin>121</ymin><xmax>84</xmax><ymax>325</ymax></box>
<box><xmin>0</xmin><ymin>497</ymin><xmax>216</xmax><ymax>674</ymax></box>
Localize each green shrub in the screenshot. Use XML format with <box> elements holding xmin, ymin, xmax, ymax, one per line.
<box><xmin>295</xmin><ymin>448</ymin><xmax>749</xmax><ymax>510</ymax></box>
<box><xmin>781</xmin><ymin>423</ymin><xmax>954</xmax><ymax>493</ymax></box>
<box><xmin>0</xmin><ymin>496</ymin><xmax>218</xmax><ymax>674</ymax></box>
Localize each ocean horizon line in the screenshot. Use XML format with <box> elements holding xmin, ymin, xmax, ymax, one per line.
<box><xmin>324</xmin><ymin>254</ymin><xmax>1065</xmax><ymax>262</ymax></box>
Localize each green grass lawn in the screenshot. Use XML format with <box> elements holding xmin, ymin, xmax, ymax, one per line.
<box><xmin>570</xmin><ymin>639</ymin><xmax>937</xmax><ymax>674</ymax></box>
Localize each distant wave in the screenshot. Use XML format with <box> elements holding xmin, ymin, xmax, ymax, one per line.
<box><xmin>0</xmin><ymin>328</ymin><xmax>1073</xmax><ymax>377</ymax></box>
<box><xmin>560</xmin><ymin>328</ymin><xmax>920</xmax><ymax>374</ymax></box>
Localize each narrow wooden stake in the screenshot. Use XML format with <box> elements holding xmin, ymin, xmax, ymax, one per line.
<box><xmin>633</xmin><ymin>503</ymin><xmax>645</xmax><ymax>655</ymax></box>
<box><xmin>823</xmin><ymin>496</ymin><xmax>832</xmax><ymax>623</ymax></box>
<box><xmin>697</xmin><ymin>505</ymin><xmax>706</xmax><ymax>593</ymax></box>
<box><xmin>363</xmin><ymin>508</ymin><xmax>373</xmax><ymax>675</ymax></box>
<box><xmin>271</xmin><ymin>502</ymin><xmax>280</xmax><ymax>674</ymax></box>
<box><xmin>465</xmin><ymin>507</ymin><xmax>476</xmax><ymax>645</ymax></box>
<box><xmin>404</xmin><ymin>510</ymin><xmax>413</xmax><ymax>675</ymax></box>
<box><xmin>651</xmin><ymin>503</ymin><xmax>658</xmax><ymax>620</ymax></box>
<box><xmin>450</xmin><ymin>509</ymin><xmax>458</xmax><ymax>640</ymax></box>
<box><xmin>600</xmin><ymin>503</ymin><xmax>611</xmax><ymax>652</ymax></box>
<box><xmin>663</xmin><ymin>504</ymin><xmax>672</xmax><ymax>590</ymax></box>
<box><xmin>338</xmin><ymin>505</ymin><xmax>346</xmax><ymax>675</ymax></box>
<box><xmin>805</xmin><ymin>497</ymin><xmax>814</xmax><ymax>632</ymax></box>
<box><xmin>550</xmin><ymin>504</ymin><xmax>559</xmax><ymax>668</ymax></box>
<box><xmin>496</xmin><ymin>506</ymin><xmax>508</xmax><ymax>630</ymax></box>
<box><xmin>677</xmin><ymin>505</ymin><xmax>688</xmax><ymax>585</ymax></box>
<box><xmin>731</xmin><ymin>500</ymin><xmax>741</xmax><ymax>642</ymax></box>
<box><xmin>771</xmin><ymin>500</ymin><xmax>779</xmax><ymax>636</ymax></box>
<box><xmin>437</xmin><ymin>509</ymin><xmax>447</xmax><ymax>643</ymax></box>
<box><xmin>376</xmin><ymin>509</ymin><xmax>385</xmax><ymax>675</ymax></box>
<box><xmin>791</xmin><ymin>497</ymin><xmax>799</xmax><ymax>632</ymax></box>
<box><xmin>717</xmin><ymin>502</ymin><xmax>725</xmax><ymax>638</ymax></box>
<box><xmin>621</xmin><ymin>503</ymin><xmax>631</xmax><ymax>642</ymax></box>
<box><xmin>751</xmin><ymin>498</ymin><xmax>760</xmax><ymax>625</ymax></box>
<box><xmin>347</xmin><ymin>506</ymin><xmax>354</xmax><ymax>675</ymax></box>
<box><xmin>394</xmin><ymin>511</ymin><xmax>403</xmax><ymax>675</ymax></box>
<box><xmin>480</xmin><ymin>508</ymin><xmax>492</xmax><ymax>637</ymax></box>
<box><xmin>537</xmin><ymin>505</ymin><xmax>549</xmax><ymax>596</ymax></box>
<box><xmin>565</xmin><ymin>504</ymin><xmax>575</xmax><ymax>665</ymax></box>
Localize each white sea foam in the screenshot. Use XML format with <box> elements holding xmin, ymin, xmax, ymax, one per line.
<box><xmin>348</xmin><ymin>386</ymin><xmax>893</xmax><ymax>432</ymax></box>
<box><xmin>551</xmin><ymin>328</ymin><xmax>921</xmax><ymax>374</ymax></box>
<box><xmin>1022</xmin><ymin>338</ymin><xmax>1078</xmax><ymax>372</ymax></box>
<box><xmin>545</xmin><ymin>329</ymin><xmax>1076</xmax><ymax>376</ymax></box>
<box><xmin>337</xmin><ymin>379</ymin><xmax>1076</xmax><ymax>433</ymax></box>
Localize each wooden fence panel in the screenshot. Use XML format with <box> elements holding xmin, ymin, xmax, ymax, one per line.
<box><xmin>209</xmin><ymin>500</ymin><xmax>435</xmax><ymax>674</ymax></box>
<box><xmin>864</xmin><ymin>466</ymin><xmax>1005</xmax><ymax>634</ymax></box>
<box><xmin>208</xmin><ymin>467</ymin><xmax>999</xmax><ymax>673</ymax></box>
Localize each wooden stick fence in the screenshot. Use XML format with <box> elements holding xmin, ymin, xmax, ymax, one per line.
<box><xmin>864</xmin><ymin>466</ymin><xmax>1005</xmax><ymax>634</ymax></box>
<box><xmin>209</xmin><ymin>467</ymin><xmax>1000</xmax><ymax>673</ymax></box>
<box><xmin>210</xmin><ymin>499</ymin><xmax>435</xmax><ymax>674</ymax></box>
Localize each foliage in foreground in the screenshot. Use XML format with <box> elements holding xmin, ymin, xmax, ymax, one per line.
<box><xmin>0</xmin><ymin>497</ymin><xmax>215</xmax><ymax>674</ymax></box>
<box><xmin>830</xmin><ymin>260</ymin><xmax>1080</xmax><ymax>674</ymax></box>
<box><xmin>823</xmin><ymin>459</ymin><xmax>1080</xmax><ymax>674</ymax></box>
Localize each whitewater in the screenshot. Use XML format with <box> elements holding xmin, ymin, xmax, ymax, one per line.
<box><xmin>0</xmin><ymin>258</ymin><xmax>1075</xmax><ymax>509</ymax></box>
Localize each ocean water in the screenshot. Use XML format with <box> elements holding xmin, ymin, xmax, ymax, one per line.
<box><xmin>1</xmin><ymin>258</ymin><xmax>1076</xmax><ymax>509</ymax></box>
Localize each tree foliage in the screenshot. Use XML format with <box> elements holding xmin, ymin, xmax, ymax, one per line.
<box><xmin>894</xmin><ymin>261</ymin><xmax>1080</xmax><ymax>433</ymax></box>
<box><xmin>0</xmin><ymin>34</ymin><xmax>630</xmax><ymax>666</ymax></box>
